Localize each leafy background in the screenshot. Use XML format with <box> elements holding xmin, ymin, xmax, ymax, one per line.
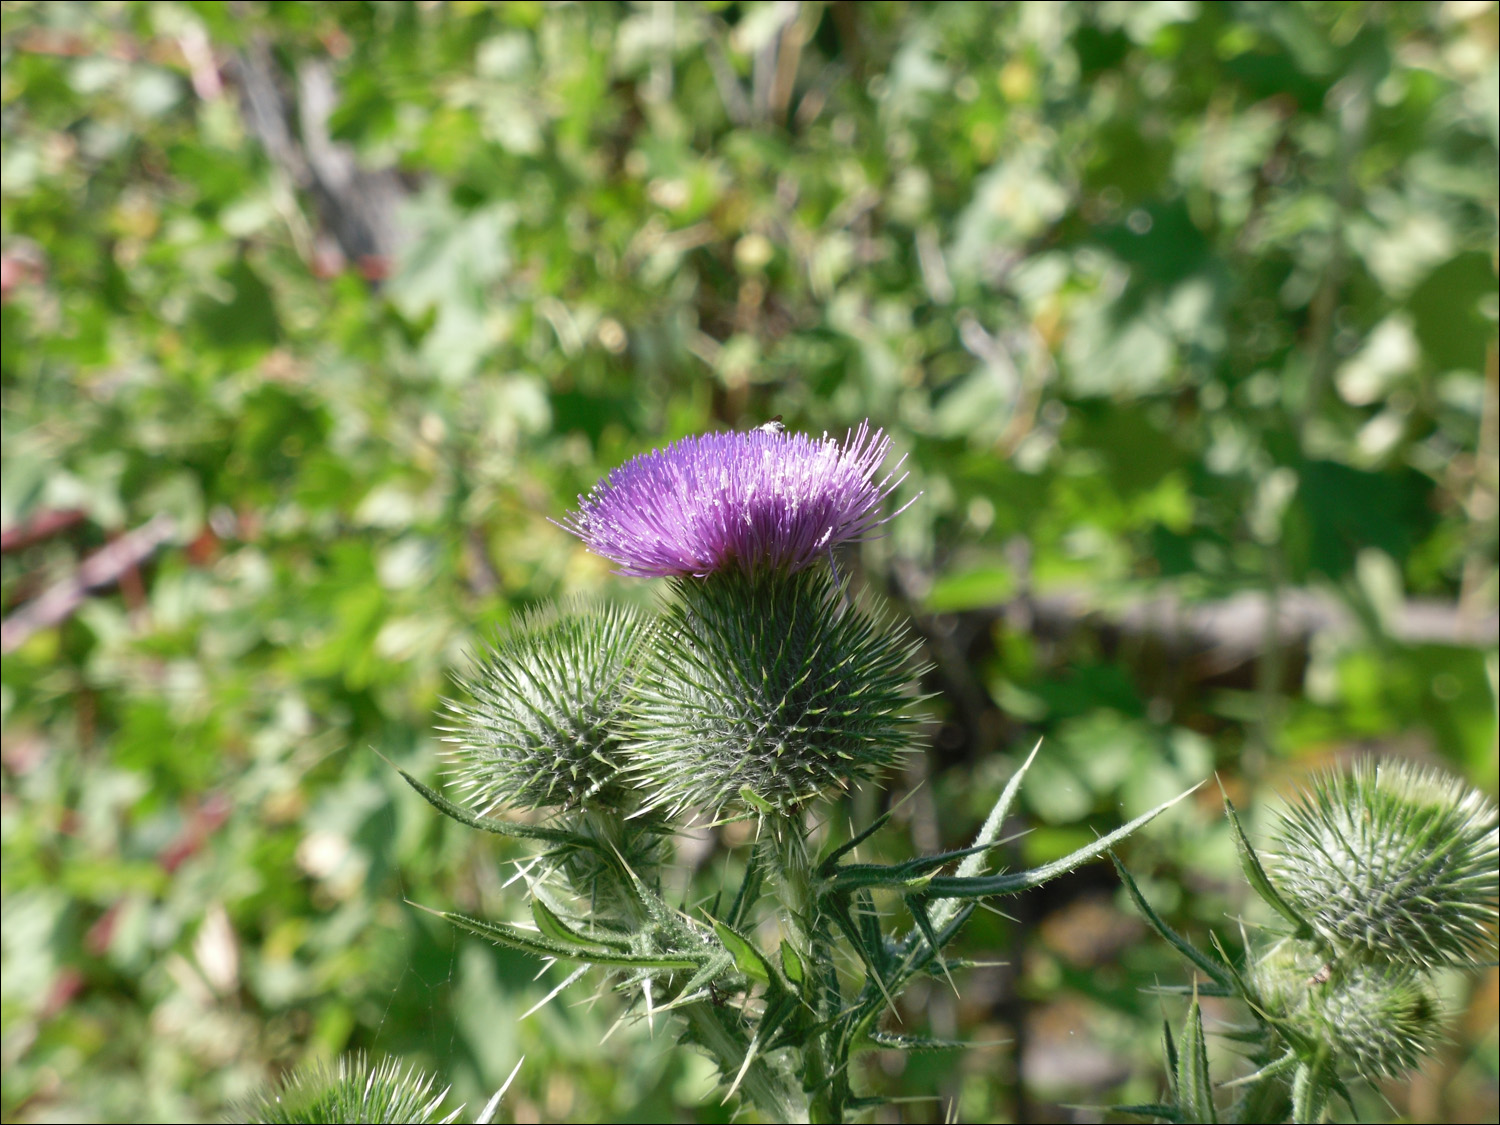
<box><xmin>2</xmin><ymin>1</ymin><xmax>1495</xmax><ymax>1121</ymax></box>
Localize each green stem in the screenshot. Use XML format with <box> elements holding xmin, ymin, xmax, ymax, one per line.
<box><xmin>1291</xmin><ymin>1055</ymin><xmax>1332</xmax><ymax>1125</ymax></box>
<box><xmin>1228</xmin><ymin>1059</ymin><xmax>1294</xmax><ymax>1125</ymax></box>
<box><xmin>582</xmin><ymin>811</ymin><xmax>811</xmax><ymax>1121</ymax></box>
<box><xmin>682</xmin><ymin>1002</ymin><xmax>806</xmax><ymax>1123</ymax></box>
<box><xmin>768</xmin><ymin>818</ymin><xmax>846</xmax><ymax>1123</ymax></box>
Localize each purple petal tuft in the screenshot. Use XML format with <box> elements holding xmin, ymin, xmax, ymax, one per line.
<box><xmin>560</xmin><ymin>421</ymin><xmax>914</xmax><ymax>577</ymax></box>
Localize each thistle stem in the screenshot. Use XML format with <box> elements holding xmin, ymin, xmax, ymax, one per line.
<box><xmin>682</xmin><ymin>1003</ymin><xmax>806</xmax><ymax>1123</ymax></box>
<box><xmin>767</xmin><ymin>815</ymin><xmax>846</xmax><ymax>1124</ymax></box>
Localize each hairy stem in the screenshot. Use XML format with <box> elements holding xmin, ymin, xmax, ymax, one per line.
<box><xmin>681</xmin><ymin>1002</ymin><xmax>806</xmax><ymax>1122</ymax></box>
<box><xmin>768</xmin><ymin>817</ymin><xmax>846</xmax><ymax>1123</ymax></box>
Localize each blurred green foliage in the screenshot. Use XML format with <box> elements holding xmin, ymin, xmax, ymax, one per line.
<box><xmin>2</xmin><ymin>1</ymin><xmax>1495</xmax><ymax>1121</ymax></box>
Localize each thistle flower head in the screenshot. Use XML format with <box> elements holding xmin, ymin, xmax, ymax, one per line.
<box><xmin>442</xmin><ymin>601</ymin><xmax>647</xmax><ymax>813</ymax></box>
<box><xmin>1269</xmin><ymin>759</ymin><xmax>1499</xmax><ymax>968</ymax></box>
<box><xmin>626</xmin><ymin>567</ymin><xmax>924</xmax><ymax>816</ymax></box>
<box><xmin>560</xmin><ymin>421</ymin><xmax>911</xmax><ymax>578</ymax></box>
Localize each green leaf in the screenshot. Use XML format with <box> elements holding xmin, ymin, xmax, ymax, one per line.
<box><xmin>1153</xmin><ymin>983</ymin><xmax>1239</xmax><ymax>1000</ymax></box>
<box><xmin>726</xmin><ymin>847</ymin><xmax>765</xmax><ymax>930</ymax></box>
<box><xmin>668</xmin><ymin>950</ymin><xmax>740</xmax><ymax>1006</ymax></box>
<box><xmin>1219</xmin><ymin>1050</ymin><xmax>1298</xmax><ymax>1094</ymax></box>
<box><xmin>722</xmin><ymin>992</ymin><xmax>805</xmax><ymax>1106</ymax></box>
<box><xmin>816</xmin><ymin>811</ymin><xmax>893</xmax><ymax>873</ymax></box>
<box><xmin>712</xmin><ymin>921</ymin><xmax>773</xmax><ymax>986</ymax></box>
<box><xmin>1112</xmin><ymin>852</ymin><xmax>1232</xmax><ymax>988</ymax></box>
<box><xmin>927</xmin><ymin>783</ymin><xmax>1201</xmax><ymax>899</ymax></box>
<box><xmin>825</xmin><ymin>837</ymin><xmax>1006</xmax><ymax>893</ymax></box>
<box><xmin>530</xmin><ymin>898</ymin><xmax>630</xmax><ymax>951</ymax></box>
<box><xmin>1112</xmin><ymin>1104</ymin><xmax>1185</xmax><ymax>1124</ymax></box>
<box><xmin>680</xmin><ymin>1004</ymin><xmax>802</xmax><ymax>1122</ymax></box>
<box><xmin>904</xmin><ymin>894</ymin><xmax>956</xmax><ymax>993</ymax></box>
<box><xmin>1225</xmin><ymin>1055</ymin><xmax>1296</xmax><ymax>1124</ymax></box>
<box><xmin>395</xmin><ymin>767</ymin><xmax>587</xmax><ymax>846</ymax></box>
<box><xmin>1177</xmin><ymin>996</ymin><xmax>1217</xmax><ymax>1124</ymax></box>
<box><xmin>954</xmin><ymin>739</ymin><xmax>1041</xmax><ymax>881</ymax></box>
<box><xmin>923</xmin><ymin>564</ymin><xmax>1015</xmax><ymax>612</ymax></box>
<box><xmin>1206</xmin><ymin>932</ymin><xmax>1262</xmax><ymax>1011</ymax></box>
<box><xmin>823</xmin><ymin>893</ymin><xmax>894</xmax><ymax>1005</ymax></box>
<box><xmin>1223</xmin><ymin>796</ymin><xmax>1313</xmax><ymax>938</ymax></box>
<box><xmin>438</xmin><ymin>909</ymin><xmax>700</xmax><ymax>970</ymax></box>
<box><xmin>755</xmin><ymin>990</ymin><xmax>806</xmax><ymax>1052</ymax></box>
<box><xmin>737</xmin><ymin>787</ymin><xmax>779</xmax><ymax>815</ymax></box>
<box><xmin>867</xmin><ymin>1030</ymin><xmax>1000</xmax><ymax>1051</ymax></box>
<box><xmin>827</xmin><ymin>862</ymin><xmax>936</xmax><ymax>894</ymax></box>
<box><xmin>1162</xmin><ymin>1019</ymin><xmax>1179</xmax><ymax>1099</ymax></box>
<box><xmin>1290</xmin><ymin>1059</ymin><xmax>1329</xmax><ymax>1125</ymax></box>
<box><xmin>779</xmin><ymin>940</ymin><xmax>805</xmax><ymax>986</ymax></box>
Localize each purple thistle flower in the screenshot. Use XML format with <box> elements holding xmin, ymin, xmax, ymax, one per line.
<box><xmin>560</xmin><ymin>421</ymin><xmax>913</xmax><ymax>578</ymax></box>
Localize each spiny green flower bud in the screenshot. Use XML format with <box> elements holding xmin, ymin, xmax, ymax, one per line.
<box><xmin>443</xmin><ymin>601</ymin><xmax>648</xmax><ymax>812</ymax></box>
<box><xmin>231</xmin><ymin>1053</ymin><xmax>458</xmax><ymax>1124</ymax></box>
<box><xmin>1314</xmin><ymin>964</ymin><xmax>1442</xmax><ymax>1079</ymax></box>
<box><xmin>627</xmin><ymin>567</ymin><xmax>923</xmax><ymax>816</ymax></box>
<box><xmin>1254</xmin><ymin>948</ymin><xmax>1443</xmax><ymax>1081</ymax></box>
<box><xmin>1268</xmin><ymin>759</ymin><xmax>1498</xmax><ymax>968</ymax></box>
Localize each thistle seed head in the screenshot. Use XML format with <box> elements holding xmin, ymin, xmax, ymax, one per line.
<box><xmin>1269</xmin><ymin>759</ymin><xmax>1498</xmax><ymax>968</ymax></box>
<box><xmin>625</xmin><ymin>568</ymin><xmax>924</xmax><ymax>816</ymax></box>
<box><xmin>443</xmin><ymin>601</ymin><xmax>648</xmax><ymax>813</ymax></box>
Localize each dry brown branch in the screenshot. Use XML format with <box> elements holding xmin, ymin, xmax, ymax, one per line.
<box><xmin>1</xmin><ymin>514</ymin><xmax>177</xmax><ymax>654</ymax></box>
<box><xmin>1004</xmin><ymin>587</ymin><xmax>1498</xmax><ymax>664</ymax></box>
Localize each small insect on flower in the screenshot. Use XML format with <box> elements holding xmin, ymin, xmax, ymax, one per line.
<box><xmin>559</xmin><ymin>420</ymin><xmax>915</xmax><ymax>578</ymax></box>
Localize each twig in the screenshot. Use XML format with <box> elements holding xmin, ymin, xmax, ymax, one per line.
<box><xmin>996</xmin><ymin>587</ymin><xmax>1497</xmax><ymax>662</ymax></box>
<box><xmin>1</xmin><ymin>514</ymin><xmax>176</xmax><ymax>653</ymax></box>
<box><xmin>228</xmin><ymin>27</ymin><xmax>406</xmax><ymax>281</ymax></box>
<box><xmin>0</xmin><ymin>508</ymin><xmax>87</xmax><ymax>554</ymax></box>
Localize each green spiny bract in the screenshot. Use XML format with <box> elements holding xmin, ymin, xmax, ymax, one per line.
<box><xmin>550</xmin><ymin>806</ymin><xmax>673</xmax><ymax>919</ymax></box>
<box><xmin>1257</xmin><ymin>952</ymin><xmax>1443</xmax><ymax>1081</ymax></box>
<box><xmin>443</xmin><ymin>601</ymin><xmax>649</xmax><ymax>813</ymax></box>
<box><xmin>1268</xmin><ymin>759</ymin><xmax>1499</xmax><ymax>969</ymax></box>
<box><xmin>1248</xmin><ymin>937</ymin><xmax>1327</xmax><ymax>1020</ymax></box>
<box><xmin>626</xmin><ymin>567</ymin><xmax>923</xmax><ymax>816</ymax></box>
<box><xmin>229</xmin><ymin>1054</ymin><xmax>457</xmax><ymax>1124</ymax></box>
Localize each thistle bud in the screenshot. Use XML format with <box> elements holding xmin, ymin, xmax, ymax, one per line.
<box><xmin>232</xmin><ymin>1054</ymin><xmax>455</xmax><ymax>1124</ymax></box>
<box><xmin>1268</xmin><ymin>759</ymin><xmax>1498</xmax><ymax>968</ymax></box>
<box><xmin>1254</xmin><ymin>949</ymin><xmax>1443</xmax><ymax>1081</ymax></box>
<box><xmin>626</xmin><ymin>568</ymin><xmax>923</xmax><ymax>816</ymax></box>
<box><xmin>443</xmin><ymin>601</ymin><xmax>647</xmax><ymax>813</ymax></box>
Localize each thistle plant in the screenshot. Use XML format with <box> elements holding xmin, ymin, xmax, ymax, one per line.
<box><xmin>390</xmin><ymin>419</ymin><xmax>1196</xmax><ymax>1123</ymax></box>
<box><xmin>240</xmin><ymin>422</ymin><xmax>1496</xmax><ymax>1125</ymax></box>
<box><xmin>1115</xmin><ymin>759</ymin><xmax>1498</xmax><ymax>1124</ymax></box>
